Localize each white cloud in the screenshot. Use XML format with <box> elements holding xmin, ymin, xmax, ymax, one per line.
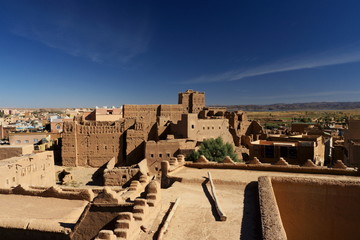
<box><xmin>185</xmin><ymin>44</ymin><xmax>360</xmax><ymax>83</ymax></box>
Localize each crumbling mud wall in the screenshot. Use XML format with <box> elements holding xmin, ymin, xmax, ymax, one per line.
<box><xmin>62</xmin><ymin>121</ymin><xmax>124</xmax><ymax>167</ymax></box>
<box><xmin>0</xmin><ymin>151</ymin><xmax>55</xmax><ymax>188</ymax></box>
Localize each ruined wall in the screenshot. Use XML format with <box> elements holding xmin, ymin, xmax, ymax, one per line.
<box><xmin>0</xmin><ymin>145</ymin><xmax>33</xmax><ymax>160</ymax></box>
<box><xmin>62</xmin><ymin>121</ymin><xmax>124</xmax><ymax>167</ymax></box>
<box><xmin>0</xmin><ymin>151</ymin><xmax>55</xmax><ymax>188</ymax></box>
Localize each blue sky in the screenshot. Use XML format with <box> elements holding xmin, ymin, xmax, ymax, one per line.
<box><xmin>1</xmin><ymin>0</ymin><xmax>360</xmax><ymax>107</ymax></box>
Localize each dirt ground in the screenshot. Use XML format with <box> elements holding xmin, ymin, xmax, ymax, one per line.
<box><xmin>138</xmin><ymin>167</ymin><xmax>360</xmax><ymax>240</ymax></box>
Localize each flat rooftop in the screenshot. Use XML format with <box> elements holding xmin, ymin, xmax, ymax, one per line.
<box><xmin>0</xmin><ymin>194</ymin><xmax>88</xmax><ymax>233</ymax></box>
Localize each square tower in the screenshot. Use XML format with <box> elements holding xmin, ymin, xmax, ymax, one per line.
<box><xmin>178</xmin><ymin>89</ymin><xmax>205</xmax><ymax>113</ymax></box>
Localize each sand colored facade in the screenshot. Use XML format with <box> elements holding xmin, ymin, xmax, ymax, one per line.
<box><xmin>94</xmin><ymin>107</ymin><xmax>122</xmax><ymax>121</ymax></box>
<box><xmin>0</xmin><ymin>145</ymin><xmax>33</xmax><ymax>160</ymax></box>
<box><xmin>174</xmin><ymin>113</ymin><xmax>234</xmax><ymax>143</ymax></box>
<box><xmin>9</xmin><ymin>132</ymin><xmax>50</xmax><ymax>145</ymax></box>
<box><xmin>61</xmin><ymin>90</ymin><xmax>262</xmax><ymax>171</ymax></box>
<box><xmin>178</xmin><ymin>89</ymin><xmax>205</xmax><ymax>113</ymax></box>
<box><xmin>145</xmin><ymin>139</ymin><xmax>195</xmax><ymax>172</ymax></box>
<box><xmin>62</xmin><ymin>121</ymin><xmax>125</xmax><ymax>167</ymax></box>
<box><xmin>250</xmin><ymin>135</ymin><xmax>325</xmax><ymax>166</ymax></box>
<box><xmin>0</xmin><ymin>151</ymin><xmax>55</xmax><ymax>188</ymax></box>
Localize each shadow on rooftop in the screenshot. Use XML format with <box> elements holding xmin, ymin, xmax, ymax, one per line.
<box><xmin>240</xmin><ymin>181</ymin><xmax>263</xmax><ymax>240</ymax></box>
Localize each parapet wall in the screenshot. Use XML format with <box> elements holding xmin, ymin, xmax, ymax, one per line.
<box><xmin>259</xmin><ymin>176</ymin><xmax>360</xmax><ymax>240</ymax></box>
<box><xmin>0</xmin><ymin>185</ymin><xmax>94</xmax><ymax>201</ymax></box>
<box><xmin>103</xmin><ymin>158</ymin><xmax>148</xmax><ymax>186</ymax></box>
<box><xmin>184</xmin><ymin>161</ymin><xmax>359</xmax><ymax>176</ymax></box>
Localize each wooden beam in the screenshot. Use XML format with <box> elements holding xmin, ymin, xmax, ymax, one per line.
<box><xmin>157</xmin><ymin>197</ymin><xmax>181</xmax><ymax>240</ymax></box>
<box><xmin>208</xmin><ymin>171</ymin><xmax>227</xmax><ymax>221</ymax></box>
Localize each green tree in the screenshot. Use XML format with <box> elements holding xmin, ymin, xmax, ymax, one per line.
<box><xmin>186</xmin><ymin>137</ymin><xmax>239</xmax><ymax>162</ymax></box>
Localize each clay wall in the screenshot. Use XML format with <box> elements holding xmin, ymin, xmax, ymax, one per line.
<box><xmin>159</xmin><ymin>104</ymin><xmax>185</xmax><ymax>123</ymax></box>
<box><xmin>123</xmin><ymin>105</ymin><xmax>159</xmax><ymax>123</ymax></box>
<box><xmin>103</xmin><ymin>158</ymin><xmax>141</xmax><ymax>186</ymax></box>
<box><xmin>344</xmin><ymin>120</ymin><xmax>360</xmax><ymax>167</ymax></box>
<box><xmin>268</xmin><ymin>177</ymin><xmax>360</xmax><ymax>240</ymax></box>
<box><xmin>0</xmin><ymin>151</ymin><xmax>55</xmax><ymax>188</ymax></box>
<box><xmin>62</xmin><ymin>121</ymin><xmax>125</xmax><ymax>167</ymax></box>
<box><xmin>175</xmin><ymin>114</ymin><xmax>234</xmax><ymax>144</ymax></box>
<box><xmin>184</xmin><ymin>162</ymin><xmax>358</xmax><ymax>176</ymax></box>
<box><xmin>178</xmin><ymin>90</ymin><xmax>205</xmax><ymax>113</ymax></box>
<box><xmin>347</xmin><ymin>142</ymin><xmax>360</xmax><ymax>168</ymax></box>
<box><xmin>0</xmin><ymin>145</ymin><xmax>33</xmax><ymax>160</ymax></box>
<box><xmin>145</xmin><ymin>140</ymin><xmax>180</xmax><ymax>172</ymax></box>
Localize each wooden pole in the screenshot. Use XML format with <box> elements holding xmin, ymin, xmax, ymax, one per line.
<box><xmin>157</xmin><ymin>197</ymin><xmax>181</xmax><ymax>240</ymax></box>
<box><xmin>208</xmin><ymin>172</ymin><xmax>227</xmax><ymax>221</ymax></box>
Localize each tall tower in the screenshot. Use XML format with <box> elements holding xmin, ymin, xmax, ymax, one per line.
<box><xmin>178</xmin><ymin>90</ymin><xmax>205</xmax><ymax>113</ymax></box>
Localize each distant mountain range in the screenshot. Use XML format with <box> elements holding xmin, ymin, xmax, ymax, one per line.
<box><xmin>213</xmin><ymin>102</ymin><xmax>360</xmax><ymax>111</ymax></box>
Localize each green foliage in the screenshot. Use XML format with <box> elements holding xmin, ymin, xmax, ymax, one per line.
<box><xmin>186</xmin><ymin>137</ymin><xmax>239</xmax><ymax>162</ymax></box>
<box><xmin>0</xmin><ymin>111</ymin><xmax>4</xmax><ymax>118</ymax></box>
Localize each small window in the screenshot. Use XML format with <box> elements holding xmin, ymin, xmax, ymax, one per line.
<box><xmin>159</xmin><ymin>153</ymin><xmax>162</xmax><ymax>158</ymax></box>
<box><xmin>203</xmin><ymin>127</ymin><xmax>205</xmax><ymax>130</ymax></box>
<box><xmin>12</xmin><ymin>177</ymin><xmax>15</xmax><ymax>182</ymax></box>
<box><xmin>34</xmin><ymin>138</ymin><xmax>38</xmax><ymax>143</ymax></box>
<box><xmin>16</xmin><ymin>140</ymin><xmax>21</xmax><ymax>144</ymax></box>
<box><xmin>6</xmin><ymin>179</ymin><xmax>9</xmax><ymax>185</ymax></box>
<box><xmin>24</xmin><ymin>140</ymin><xmax>29</xmax><ymax>143</ymax></box>
<box><xmin>191</xmin><ymin>124</ymin><xmax>195</xmax><ymax>129</ymax></box>
<box><xmin>208</xmin><ymin>127</ymin><xmax>210</xmax><ymax>130</ymax></box>
<box><xmin>167</xmin><ymin>153</ymin><xmax>170</xmax><ymax>157</ymax></box>
<box><xmin>150</xmin><ymin>154</ymin><xmax>154</xmax><ymax>158</ymax></box>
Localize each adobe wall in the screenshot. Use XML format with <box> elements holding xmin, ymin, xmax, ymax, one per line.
<box><xmin>62</xmin><ymin>121</ymin><xmax>125</xmax><ymax>167</ymax></box>
<box><xmin>123</xmin><ymin>105</ymin><xmax>159</xmax><ymax>123</ymax></box>
<box><xmin>175</xmin><ymin>114</ymin><xmax>234</xmax><ymax>144</ymax></box>
<box><xmin>0</xmin><ymin>145</ymin><xmax>33</xmax><ymax>160</ymax></box>
<box><xmin>159</xmin><ymin>104</ymin><xmax>185</xmax><ymax>123</ymax></box>
<box><xmin>0</xmin><ymin>151</ymin><xmax>55</xmax><ymax>188</ymax></box>
<box><xmin>270</xmin><ymin>177</ymin><xmax>360</xmax><ymax>240</ymax></box>
<box><xmin>184</xmin><ymin>161</ymin><xmax>359</xmax><ymax>176</ymax></box>
<box><xmin>145</xmin><ymin>140</ymin><xmax>181</xmax><ymax>172</ymax></box>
